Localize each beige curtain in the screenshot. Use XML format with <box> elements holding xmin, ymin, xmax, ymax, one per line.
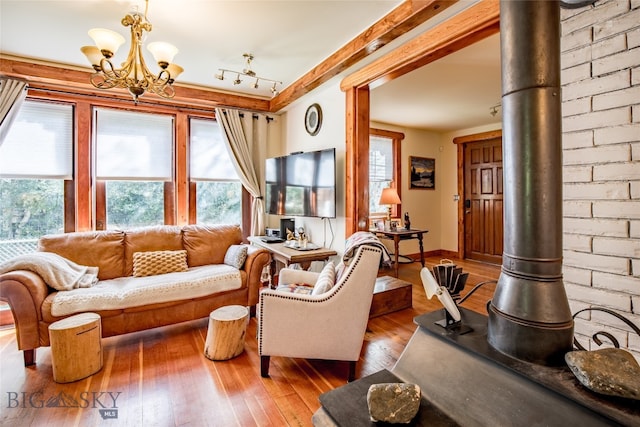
<box><xmin>215</xmin><ymin>108</ymin><xmax>266</xmax><ymax>236</ymax></box>
<box><xmin>0</xmin><ymin>77</ymin><xmax>28</xmax><ymax>146</ymax></box>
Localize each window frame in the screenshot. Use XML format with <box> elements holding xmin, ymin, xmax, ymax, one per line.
<box><xmin>369</xmin><ymin>128</ymin><xmax>404</xmax><ymax>218</ymax></box>
<box><xmin>19</xmin><ymin>90</ymin><xmax>252</xmax><ymax>237</ymax></box>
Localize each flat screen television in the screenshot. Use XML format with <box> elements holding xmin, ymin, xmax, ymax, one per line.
<box><xmin>265</xmin><ymin>148</ymin><xmax>336</xmax><ymax>218</ymax></box>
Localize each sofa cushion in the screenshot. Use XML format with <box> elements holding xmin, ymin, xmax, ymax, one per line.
<box><xmin>133</xmin><ymin>250</ymin><xmax>188</xmax><ymax>277</ymax></box>
<box><xmin>182</xmin><ymin>224</ymin><xmax>243</xmax><ymax>267</ymax></box>
<box><xmin>124</xmin><ymin>226</ymin><xmax>184</xmax><ymax>277</ymax></box>
<box><xmin>38</xmin><ymin>230</ymin><xmax>125</xmax><ymax>280</ymax></box>
<box><xmin>49</xmin><ymin>264</ymin><xmax>243</xmax><ymax>317</ymax></box>
<box><xmin>224</xmin><ymin>245</ymin><xmax>248</xmax><ymax>269</ymax></box>
<box><xmin>311</xmin><ymin>261</ymin><xmax>336</xmax><ymax>295</ymax></box>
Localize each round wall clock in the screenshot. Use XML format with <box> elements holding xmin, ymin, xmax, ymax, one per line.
<box><xmin>304</xmin><ymin>103</ymin><xmax>322</xmax><ymax>136</ymax></box>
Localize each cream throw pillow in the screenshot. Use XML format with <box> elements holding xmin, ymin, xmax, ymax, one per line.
<box><xmin>224</xmin><ymin>245</ymin><xmax>248</xmax><ymax>269</ymax></box>
<box><xmin>312</xmin><ymin>261</ymin><xmax>336</xmax><ymax>295</ymax></box>
<box><xmin>133</xmin><ymin>250</ymin><xmax>188</xmax><ymax>277</ymax></box>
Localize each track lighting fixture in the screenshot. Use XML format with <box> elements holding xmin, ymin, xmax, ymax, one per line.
<box><xmin>216</xmin><ymin>53</ymin><xmax>282</xmax><ymax>97</ymax></box>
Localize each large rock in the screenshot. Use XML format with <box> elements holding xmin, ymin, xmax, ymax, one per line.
<box><xmin>367</xmin><ymin>382</ymin><xmax>421</xmax><ymax>424</ymax></box>
<box><xmin>565</xmin><ymin>348</ymin><xmax>640</xmax><ymax>400</ymax></box>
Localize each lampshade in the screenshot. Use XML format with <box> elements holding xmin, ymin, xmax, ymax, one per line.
<box><xmin>88</xmin><ymin>28</ymin><xmax>125</xmax><ymax>57</ymax></box>
<box><xmin>166</xmin><ymin>63</ymin><xmax>184</xmax><ymax>81</ymax></box>
<box><xmin>147</xmin><ymin>42</ymin><xmax>179</xmax><ymax>67</ymax></box>
<box><xmin>80</xmin><ymin>46</ymin><xmax>103</xmax><ymax>68</ymax></box>
<box><xmin>379</xmin><ymin>187</ymin><xmax>401</xmax><ymax>205</ymax></box>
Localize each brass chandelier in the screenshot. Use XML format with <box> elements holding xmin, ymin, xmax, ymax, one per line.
<box><xmin>81</xmin><ymin>0</ymin><xmax>183</xmax><ymax>102</ymax></box>
<box><xmin>215</xmin><ymin>53</ymin><xmax>282</xmax><ymax>96</ymax></box>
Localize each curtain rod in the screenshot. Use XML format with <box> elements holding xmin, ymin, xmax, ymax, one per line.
<box><xmin>234</xmin><ymin>112</ymin><xmax>274</xmax><ymax>122</ymax></box>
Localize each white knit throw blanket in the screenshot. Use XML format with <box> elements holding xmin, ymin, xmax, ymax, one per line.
<box><xmin>0</xmin><ymin>252</ymin><xmax>99</xmax><ymax>291</ymax></box>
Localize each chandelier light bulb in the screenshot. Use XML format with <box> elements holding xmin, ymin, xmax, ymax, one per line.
<box><xmin>234</xmin><ymin>74</ymin><xmax>242</xmax><ymax>85</ymax></box>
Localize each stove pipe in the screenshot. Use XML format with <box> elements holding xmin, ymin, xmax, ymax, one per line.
<box><xmin>487</xmin><ymin>0</ymin><xmax>574</xmax><ymax>365</ymax></box>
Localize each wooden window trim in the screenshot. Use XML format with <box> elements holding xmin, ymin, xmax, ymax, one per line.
<box><xmin>370</xmin><ymin>128</ymin><xmax>405</xmax><ymax>218</ymax></box>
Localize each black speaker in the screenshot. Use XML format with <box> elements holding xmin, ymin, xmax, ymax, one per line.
<box><xmin>280</xmin><ymin>218</ymin><xmax>295</xmax><ymax>239</ymax></box>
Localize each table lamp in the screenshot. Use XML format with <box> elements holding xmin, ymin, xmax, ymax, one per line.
<box><xmin>379</xmin><ymin>187</ymin><xmax>401</xmax><ymax>220</ymax></box>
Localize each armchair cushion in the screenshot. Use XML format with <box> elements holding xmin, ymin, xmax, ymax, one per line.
<box><xmin>275</xmin><ymin>283</ymin><xmax>314</xmax><ymax>294</ymax></box>
<box><xmin>311</xmin><ymin>261</ymin><xmax>336</xmax><ymax>295</ymax></box>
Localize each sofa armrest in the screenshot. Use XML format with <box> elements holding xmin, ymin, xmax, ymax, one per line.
<box><xmin>0</xmin><ymin>270</ymin><xmax>48</xmax><ymax>353</ymax></box>
<box><xmin>243</xmin><ymin>245</ymin><xmax>271</xmax><ymax>307</ymax></box>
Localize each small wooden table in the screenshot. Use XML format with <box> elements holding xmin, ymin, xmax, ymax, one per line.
<box><xmin>49</xmin><ymin>312</ymin><xmax>103</xmax><ymax>383</ymax></box>
<box><xmin>248</xmin><ymin>236</ymin><xmax>337</xmax><ymax>286</ymax></box>
<box><xmin>371</xmin><ymin>228</ymin><xmax>429</xmax><ymax>277</ymax></box>
<box><xmin>204</xmin><ymin>305</ymin><xmax>249</xmax><ymax>361</ymax></box>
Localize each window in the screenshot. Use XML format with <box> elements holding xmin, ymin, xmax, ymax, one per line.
<box><xmin>368</xmin><ymin>129</ymin><xmax>404</xmax><ymax>219</ymax></box>
<box><xmin>190</xmin><ymin>118</ymin><xmax>242</xmax><ymax>225</ymax></box>
<box><xmin>94</xmin><ymin>108</ymin><xmax>173</xmax><ymax>229</ymax></box>
<box><xmin>0</xmin><ymin>100</ymin><xmax>73</xmax><ymax>261</ymax></box>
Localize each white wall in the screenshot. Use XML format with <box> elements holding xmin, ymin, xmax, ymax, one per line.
<box><xmin>267</xmin><ymin>78</ymin><xmax>347</xmax><ymax>256</ymax></box>
<box><xmin>560</xmin><ymin>0</ymin><xmax>640</xmax><ymax>358</ymax></box>
<box><xmin>370</xmin><ymin>121</ymin><xmax>442</xmax><ymax>256</ymax></box>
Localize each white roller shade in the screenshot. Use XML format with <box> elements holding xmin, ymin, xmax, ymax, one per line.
<box><xmin>95</xmin><ymin>108</ymin><xmax>173</xmax><ymax>181</ymax></box>
<box><xmin>190</xmin><ymin>118</ymin><xmax>237</xmax><ymax>180</ymax></box>
<box><xmin>0</xmin><ymin>101</ymin><xmax>73</xmax><ymax>179</ymax></box>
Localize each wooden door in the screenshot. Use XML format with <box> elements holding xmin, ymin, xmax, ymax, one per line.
<box><xmin>464</xmin><ymin>138</ymin><xmax>503</xmax><ymax>264</ymax></box>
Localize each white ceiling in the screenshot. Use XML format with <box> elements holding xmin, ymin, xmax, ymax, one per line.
<box><xmin>0</xmin><ymin>0</ymin><xmax>502</xmax><ymax>132</ymax></box>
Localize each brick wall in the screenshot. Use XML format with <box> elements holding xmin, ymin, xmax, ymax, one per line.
<box><xmin>561</xmin><ymin>0</ymin><xmax>640</xmax><ymax>358</ymax></box>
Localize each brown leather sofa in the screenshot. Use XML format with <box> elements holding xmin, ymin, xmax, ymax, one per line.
<box><xmin>0</xmin><ymin>224</ymin><xmax>270</xmax><ymax>366</ymax></box>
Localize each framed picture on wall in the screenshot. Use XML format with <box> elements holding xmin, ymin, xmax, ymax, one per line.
<box><xmin>409</xmin><ymin>156</ymin><xmax>435</xmax><ymax>189</ymax></box>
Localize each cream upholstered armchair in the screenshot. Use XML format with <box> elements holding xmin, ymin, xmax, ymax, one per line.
<box><xmin>257</xmin><ymin>245</ymin><xmax>382</xmax><ymax>381</ymax></box>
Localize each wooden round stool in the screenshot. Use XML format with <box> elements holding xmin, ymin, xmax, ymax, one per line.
<box><xmin>204</xmin><ymin>305</ymin><xmax>249</xmax><ymax>361</ymax></box>
<box><xmin>49</xmin><ymin>312</ymin><xmax>103</xmax><ymax>383</ymax></box>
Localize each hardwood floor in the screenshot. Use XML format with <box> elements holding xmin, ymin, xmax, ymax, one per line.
<box><xmin>0</xmin><ymin>257</ymin><xmax>499</xmax><ymax>427</ymax></box>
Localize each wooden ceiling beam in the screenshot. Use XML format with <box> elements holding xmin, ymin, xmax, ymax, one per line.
<box><xmin>268</xmin><ymin>0</ymin><xmax>458</xmax><ymax>113</ymax></box>
<box><xmin>340</xmin><ymin>0</ymin><xmax>500</xmax><ymax>91</ymax></box>
<box><xmin>0</xmin><ymin>56</ymin><xmax>271</xmax><ymax>112</ymax></box>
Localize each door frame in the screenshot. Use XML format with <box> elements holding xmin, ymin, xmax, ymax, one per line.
<box><xmin>341</xmin><ymin>0</ymin><xmax>501</xmax><ymax>236</ymax></box>
<box><xmin>453</xmin><ymin>129</ymin><xmax>503</xmax><ymax>260</ymax></box>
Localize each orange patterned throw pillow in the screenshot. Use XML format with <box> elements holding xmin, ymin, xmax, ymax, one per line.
<box><xmin>132</xmin><ymin>250</ymin><xmax>188</xmax><ymax>277</ymax></box>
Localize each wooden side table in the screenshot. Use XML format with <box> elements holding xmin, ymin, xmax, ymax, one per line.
<box><xmin>248</xmin><ymin>236</ymin><xmax>337</xmax><ymax>286</ymax></box>
<box><xmin>371</xmin><ymin>228</ymin><xmax>429</xmax><ymax>277</ymax></box>
<box><xmin>49</xmin><ymin>312</ymin><xmax>103</xmax><ymax>383</ymax></box>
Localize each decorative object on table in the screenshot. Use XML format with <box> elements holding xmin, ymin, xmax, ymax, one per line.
<box><xmin>214</xmin><ymin>53</ymin><xmax>282</xmax><ymax>97</ymax></box>
<box><xmin>403</xmin><ymin>212</ymin><xmax>411</xmax><ymax>230</ymax></box>
<box><xmin>304</xmin><ymin>103</ymin><xmax>322</xmax><ymax>136</ymax></box>
<box><xmin>80</xmin><ymin>0</ymin><xmax>183</xmax><ymax>102</ymax></box>
<box><xmin>280</xmin><ymin>218</ymin><xmax>295</xmax><ymax>241</ymax></box>
<box><xmin>367</xmin><ymin>383</ymin><xmax>421</xmax><ymax>423</ymax></box>
<box><xmin>409</xmin><ymin>156</ymin><xmax>435</xmax><ymax>189</ymax></box>
<box><xmin>379</xmin><ymin>186</ymin><xmax>401</xmax><ymax>220</ymax></box>
<box><xmin>565</xmin><ymin>348</ymin><xmax>640</xmax><ymax>400</ymax></box>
